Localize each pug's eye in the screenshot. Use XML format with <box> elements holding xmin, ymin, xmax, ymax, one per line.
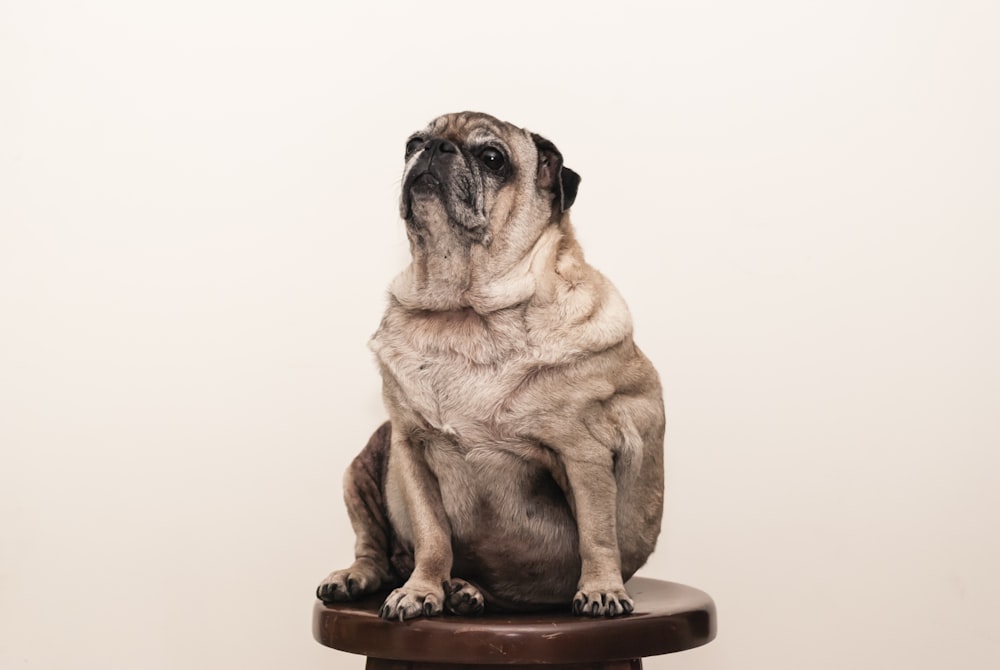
<box><xmin>480</xmin><ymin>147</ymin><xmax>506</xmax><ymax>172</ymax></box>
<box><xmin>405</xmin><ymin>137</ymin><xmax>424</xmax><ymax>158</ymax></box>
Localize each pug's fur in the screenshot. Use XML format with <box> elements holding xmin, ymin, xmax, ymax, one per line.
<box><xmin>317</xmin><ymin>112</ymin><xmax>664</xmax><ymax>620</ymax></box>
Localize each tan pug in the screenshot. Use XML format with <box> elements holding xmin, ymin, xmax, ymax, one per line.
<box><xmin>317</xmin><ymin>112</ymin><xmax>664</xmax><ymax>620</ymax></box>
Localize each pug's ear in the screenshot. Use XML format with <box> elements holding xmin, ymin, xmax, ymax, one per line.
<box><xmin>531</xmin><ymin>133</ymin><xmax>581</xmax><ymax>212</ymax></box>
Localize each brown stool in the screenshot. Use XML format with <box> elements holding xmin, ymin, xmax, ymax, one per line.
<box><xmin>313</xmin><ymin>577</ymin><xmax>716</xmax><ymax>669</ymax></box>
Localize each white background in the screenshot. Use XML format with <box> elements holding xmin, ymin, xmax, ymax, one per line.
<box><xmin>2</xmin><ymin>1</ymin><xmax>998</xmax><ymax>668</ymax></box>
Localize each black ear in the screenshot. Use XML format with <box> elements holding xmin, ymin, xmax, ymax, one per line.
<box><xmin>531</xmin><ymin>133</ymin><xmax>581</xmax><ymax>212</ymax></box>
<box><xmin>559</xmin><ymin>166</ymin><xmax>581</xmax><ymax>212</ymax></box>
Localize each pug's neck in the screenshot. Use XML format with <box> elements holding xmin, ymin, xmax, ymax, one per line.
<box><xmin>389</xmin><ymin>221</ymin><xmax>572</xmax><ymax>314</ymax></box>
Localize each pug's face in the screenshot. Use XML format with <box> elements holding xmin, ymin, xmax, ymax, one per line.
<box><xmin>399</xmin><ymin>112</ymin><xmax>580</xmax><ymax>251</ymax></box>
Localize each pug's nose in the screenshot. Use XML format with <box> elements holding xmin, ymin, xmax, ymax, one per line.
<box><xmin>429</xmin><ymin>139</ymin><xmax>458</xmax><ymax>155</ymax></box>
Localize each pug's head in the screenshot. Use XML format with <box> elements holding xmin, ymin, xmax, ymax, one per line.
<box><xmin>393</xmin><ymin>112</ymin><xmax>581</xmax><ymax>311</ymax></box>
<box><xmin>401</xmin><ymin>112</ymin><xmax>579</xmax><ymax>244</ymax></box>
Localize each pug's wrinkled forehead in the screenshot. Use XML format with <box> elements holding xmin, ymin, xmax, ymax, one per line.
<box><xmin>416</xmin><ymin>112</ymin><xmax>533</xmax><ymax>155</ymax></box>
<box><xmin>426</xmin><ymin>111</ymin><xmax>512</xmax><ymax>137</ymax></box>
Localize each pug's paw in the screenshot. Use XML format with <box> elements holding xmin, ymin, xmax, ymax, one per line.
<box><xmin>316</xmin><ymin>559</ymin><xmax>388</xmax><ymax>603</ymax></box>
<box><xmin>445</xmin><ymin>578</ymin><xmax>485</xmax><ymax>616</ymax></box>
<box><xmin>572</xmin><ymin>586</ymin><xmax>635</xmax><ymax>617</ymax></box>
<box><xmin>379</xmin><ymin>581</ymin><xmax>445</xmax><ymax>621</ymax></box>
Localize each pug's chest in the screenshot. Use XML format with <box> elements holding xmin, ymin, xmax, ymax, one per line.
<box><xmin>378</xmin><ymin>347</ymin><xmax>530</xmax><ymax>436</ymax></box>
<box><xmin>369</xmin><ymin>305</ymin><xmax>564</xmax><ymax>439</ymax></box>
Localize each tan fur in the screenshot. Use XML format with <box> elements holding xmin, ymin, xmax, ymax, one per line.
<box><xmin>317</xmin><ymin>112</ymin><xmax>664</xmax><ymax>619</ymax></box>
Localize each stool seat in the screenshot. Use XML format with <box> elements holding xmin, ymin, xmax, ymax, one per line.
<box><xmin>313</xmin><ymin>577</ymin><xmax>716</xmax><ymax>669</ymax></box>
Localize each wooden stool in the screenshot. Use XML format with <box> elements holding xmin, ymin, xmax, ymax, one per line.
<box><xmin>313</xmin><ymin>577</ymin><xmax>716</xmax><ymax>669</ymax></box>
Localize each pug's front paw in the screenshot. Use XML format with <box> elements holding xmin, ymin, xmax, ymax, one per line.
<box><xmin>379</xmin><ymin>581</ymin><xmax>445</xmax><ymax>621</ymax></box>
<box><xmin>572</xmin><ymin>586</ymin><xmax>635</xmax><ymax>617</ymax></box>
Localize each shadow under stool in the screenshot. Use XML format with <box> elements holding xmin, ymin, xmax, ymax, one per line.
<box><xmin>313</xmin><ymin>577</ymin><xmax>716</xmax><ymax>669</ymax></box>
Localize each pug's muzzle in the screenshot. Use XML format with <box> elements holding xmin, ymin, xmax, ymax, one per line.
<box><xmin>400</xmin><ymin>138</ymin><xmax>486</xmax><ymax>237</ymax></box>
<box><xmin>401</xmin><ymin>138</ymin><xmax>460</xmax><ymax>220</ymax></box>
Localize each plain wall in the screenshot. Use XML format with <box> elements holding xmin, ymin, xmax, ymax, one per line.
<box><xmin>2</xmin><ymin>1</ymin><xmax>998</xmax><ymax>668</ymax></box>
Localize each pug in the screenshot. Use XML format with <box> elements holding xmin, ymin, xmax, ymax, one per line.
<box><xmin>317</xmin><ymin>112</ymin><xmax>664</xmax><ymax>620</ymax></box>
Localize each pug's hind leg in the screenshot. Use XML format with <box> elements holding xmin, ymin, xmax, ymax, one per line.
<box><xmin>317</xmin><ymin>423</ymin><xmax>396</xmax><ymax>603</ymax></box>
<box><xmin>316</xmin><ymin>559</ymin><xmax>389</xmax><ymax>603</ymax></box>
<box><xmin>445</xmin><ymin>578</ymin><xmax>486</xmax><ymax>616</ymax></box>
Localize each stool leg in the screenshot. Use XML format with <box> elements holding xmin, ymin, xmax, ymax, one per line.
<box><xmin>366</xmin><ymin>658</ymin><xmax>642</xmax><ymax>670</ymax></box>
